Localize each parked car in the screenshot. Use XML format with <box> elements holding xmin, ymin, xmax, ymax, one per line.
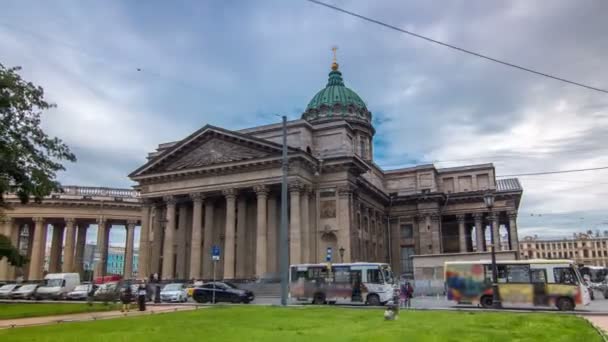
<box><xmin>94</xmin><ymin>282</ymin><xmax>120</xmax><ymax>302</ymax></box>
<box><xmin>36</xmin><ymin>273</ymin><xmax>81</xmax><ymax>300</ymax></box>
<box><xmin>67</xmin><ymin>284</ymin><xmax>97</xmax><ymax>300</ymax></box>
<box><xmin>192</xmin><ymin>282</ymin><xmax>254</xmax><ymax>304</ymax></box>
<box><xmin>160</xmin><ymin>283</ymin><xmax>188</xmax><ymax>303</ymax></box>
<box><xmin>9</xmin><ymin>284</ymin><xmax>40</xmax><ymax>300</ymax></box>
<box><xmin>186</xmin><ymin>280</ymin><xmax>205</xmax><ymax>297</ymax></box>
<box><xmin>0</xmin><ymin>283</ymin><xmax>20</xmax><ymax>299</ymax></box>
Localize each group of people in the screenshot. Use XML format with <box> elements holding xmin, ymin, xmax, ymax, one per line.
<box><xmin>119</xmin><ymin>283</ymin><xmax>148</xmax><ymax>312</ymax></box>
<box><xmin>399</xmin><ymin>281</ymin><xmax>414</xmax><ymax>308</ymax></box>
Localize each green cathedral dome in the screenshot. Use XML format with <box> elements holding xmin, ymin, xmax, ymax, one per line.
<box><xmin>302</xmin><ymin>63</ymin><xmax>372</xmax><ymax>124</ymax></box>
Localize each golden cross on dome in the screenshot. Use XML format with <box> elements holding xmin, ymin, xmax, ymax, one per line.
<box><xmin>331</xmin><ymin>45</ymin><xmax>339</xmax><ymax>70</ymax></box>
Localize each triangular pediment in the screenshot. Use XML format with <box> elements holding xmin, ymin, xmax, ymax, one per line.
<box><xmin>130</xmin><ymin>125</ymin><xmax>291</xmax><ymax>178</ymax></box>
<box><xmin>165</xmin><ymin>137</ymin><xmax>272</xmax><ymax>171</ymax></box>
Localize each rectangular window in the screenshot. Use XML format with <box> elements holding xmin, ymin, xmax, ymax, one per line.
<box><xmin>506</xmin><ymin>264</ymin><xmax>530</xmax><ymax>283</ymax></box>
<box><xmin>367</xmin><ymin>269</ymin><xmax>382</xmax><ymax>284</ymax></box>
<box><xmin>531</xmin><ymin>269</ymin><xmax>547</xmax><ymax>283</ymax></box>
<box><xmin>400</xmin><ymin>224</ymin><xmax>414</xmax><ymax>239</ymax></box>
<box><xmin>333</xmin><ymin>266</ymin><xmax>351</xmax><ymax>284</ymax></box>
<box><xmin>400</xmin><ymin>247</ymin><xmax>414</xmax><ymax>275</ymax></box>
<box><xmin>320</xmin><ymin>189</ymin><xmax>336</xmax><ymax>198</ymax></box>
<box><xmin>553</xmin><ymin>267</ymin><xmax>577</xmax><ymax>285</ymax></box>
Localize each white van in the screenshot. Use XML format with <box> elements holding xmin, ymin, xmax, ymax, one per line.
<box><xmin>36</xmin><ymin>273</ymin><xmax>81</xmax><ymax>300</ymax></box>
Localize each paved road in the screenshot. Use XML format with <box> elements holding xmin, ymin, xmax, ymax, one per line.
<box><xmin>250</xmin><ymin>294</ymin><xmax>608</xmax><ymax>313</ymax></box>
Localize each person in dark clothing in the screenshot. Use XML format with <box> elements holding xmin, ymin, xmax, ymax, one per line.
<box><xmin>120</xmin><ymin>285</ymin><xmax>133</xmax><ymax>312</ymax></box>
<box><xmin>137</xmin><ymin>283</ymin><xmax>147</xmax><ymax>311</ymax></box>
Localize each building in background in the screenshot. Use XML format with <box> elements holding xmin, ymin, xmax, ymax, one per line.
<box><xmin>519</xmin><ymin>232</ymin><xmax>608</xmax><ymax>266</ymax></box>
<box><xmin>83</xmin><ymin>244</ymin><xmax>139</xmax><ymax>278</ymax></box>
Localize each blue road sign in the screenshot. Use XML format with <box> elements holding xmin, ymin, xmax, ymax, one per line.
<box><xmin>326</xmin><ymin>247</ymin><xmax>333</xmax><ymax>262</ymax></box>
<box><xmin>212</xmin><ymin>245</ymin><xmax>221</xmax><ymax>261</ymax></box>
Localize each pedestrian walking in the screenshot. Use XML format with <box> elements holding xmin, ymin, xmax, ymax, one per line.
<box><xmin>399</xmin><ymin>282</ymin><xmax>407</xmax><ymax>308</ymax></box>
<box><xmin>404</xmin><ymin>281</ymin><xmax>414</xmax><ymax>309</ymax></box>
<box><xmin>137</xmin><ymin>283</ymin><xmax>147</xmax><ymax>311</ymax></box>
<box><xmin>120</xmin><ymin>284</ymin><xmax>133</xmax><ymax>313</ymax></box>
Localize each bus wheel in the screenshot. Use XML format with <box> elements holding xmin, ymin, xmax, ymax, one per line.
<box><xmin>312</xmin><ymin>293</ymin><xmax>326</xmax><ymax>305</ymax></box>
<box><xmin>366</xmin><ymin>294</ymin><xmax>381</xmax><ymax>306</ymax></box>
<box><xmin>480</xmin><ymin>295</ymin><xmax>493</xmax><ymax>309</ymax></box>
<box><xmin>556</xmin><ymin>297</ymin><xmax>574</xmax><ymax>311</ymax></box>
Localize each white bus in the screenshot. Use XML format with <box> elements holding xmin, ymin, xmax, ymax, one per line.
<box><xmin>445</xmin><ymin>259</ymin><xmax>591</xmax><ymax>311</ymax></box>
<box><xmin>289</xmin><ymin>262</ymin><xmax>395</xmax><ymax>306</ymax></box>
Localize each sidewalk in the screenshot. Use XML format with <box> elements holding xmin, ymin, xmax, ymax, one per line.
<box><xmin>583</xmin><ymin>315</ymin><xmax>608</xmax><ymax>333</ymax></box>
<box><xmin>0</xmin><ymin>305</ymin><xmax>198</xmax><ymax>329</ymax></box>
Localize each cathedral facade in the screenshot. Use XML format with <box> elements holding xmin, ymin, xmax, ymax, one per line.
<box><xmin>129</xmin><ymin>60</ymin><xmax>523</xmax><ymax>281</ymax></box>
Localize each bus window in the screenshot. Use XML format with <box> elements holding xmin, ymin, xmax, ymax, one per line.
<box><xmin>333</xmin><ymin>267</ymin><xmax>351</xmax><ymax>284</ymax></box>
<box><xmin>485</xmin><ymin>265</ymin><xmax>508</xmax><ymax>283</ymax></box>
<box><xmin>553</xmin><ymin>268</ymin><xmax>577</xmax><ymax>285</ymax></box>
<box><xmin>367</xmin><ymin>269</ymin><xmax>383</xmax><ymax>284</ymax></box>
<box><xmin>530</xmin><ymin>269</ymin><xmax>547</xmax><ymax>283</ymax></box>
<box><xmin>506</xmin><ymin>265</ymin><xmax>530</xmax><ymax>283</ymax></box>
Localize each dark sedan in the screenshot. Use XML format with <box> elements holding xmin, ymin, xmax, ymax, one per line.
<box><xmin>192</xmin><ymin>282</ymin><xmax>254</xmax><ymax>304</ymax></box>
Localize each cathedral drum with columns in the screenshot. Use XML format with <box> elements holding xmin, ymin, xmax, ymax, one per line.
<box><xmin>129</xmin><ymin>57</ymin><xmax>524</xmax><ymax>282</ymax></box>
<box><xmin>0</xmin><ymin>56</ymin><xmax>523</xmax><ymax>283</ymax></box>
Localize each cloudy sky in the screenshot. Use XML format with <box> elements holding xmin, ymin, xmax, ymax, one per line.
<box><xmin>2</xmin><ymin>0</ymin><xmax>608</xmax><ymax>247</ymax></box>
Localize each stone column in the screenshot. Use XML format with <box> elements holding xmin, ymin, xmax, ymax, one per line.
<box><xmin>337</xmin><ymin>185</ymin><xmax>353</xmax><ymax>262</ymax></box>
<box><xmin>29</xmin><ymin>217</ymin><xmax>47</xmax><ymax>280</ymax></box>
<box><xmin>49</xmin><ymin>223</ymin><xmax>64</xmax><ymax>273</ymax></box>
<box><xmin>138</xmin><ymin>203</ymin><xmax>151</xmax><ymax>280</ymax></box>
<box><xmin>289</xmin><ymin>183</ymin><xmax>302</xmax><ymax>264</ymax></box>
<box><xmin>300</xmin><ymin>186</ymin><xmax>310</xmax><ymax>263</ymax></box>
<box><xmin>266</xmin><ymin>194</ymin><xmax>278</xmax><ymax>275</ymax></box>
<box><xmin>223</xmin><ymin>189</ymin><xmax>237</xmax><ymax>280</ymax></box>
<box><xmin>254</xmin><ymin>185</ymin><xmax>268</xmax><ymax>279</ymax></box>
<box><xmin>8</xmin><ymin>221</ymin><xmax>19</xmax><ymax>280</ymax></box>
<box><xmin>508</xmin><ymin>211</ymin><xmax>519</xmax><ymax>256</ymax></box>
<box><xmin>176</xmin><ymin>204</ymin><xmax>188</xmax><ymax>279</ymax></box>
<box><xmin>62</xmin><ymin>218</ymin><xmax>76</xmax><ymax>272</ymax></box>
<box><xmin>430</xmin><ymin>213</ymin><xmax>441</xmax><ymax>254</ymax></box>
<box><xmin>123</xmin><ymin>220</ymin><xmax>136</xmax><ymax>279</ymax></box>
<box><xmin>457</xmin><ymin>214</ymin><xmax>467</xmax><ymax>253</ymax></box>
<box><xmin>235</xmin><ymin>196</ymin><xmax>247</xmax><ymax>279</ymax></box>
<box><xmin>202</xmin><ymin>199</ymin><xmax>215</xmax><ymax>279</ymax></box>
<box><xmin>489</xmin><ymin>213</ymin><xmax>500</xmax><ymax>252</ymax></box>
<box><xmin>162</xmin><ymin>196</ymin><xmax>177</xmax><ymax>280</ymax></box>
<box><xmin>189</xmin><ymin>193</ymin><xmax>204</xmax><ymax>280</ymax></box>
<box><xmin>74</xmin><ymin>223</ymin><xmax>87</xmax><ymax>275</ymax></box>
<box><xmin>473</xmin><ymin>213</ymin><xmax>484</xmax><ymax>252</ymax></box>
<box><xmin>0</xmin><ymin>217</ymin><xmax>13</xmax><ymax>280</ymax></box>
<box><xmin>94</xmin><ymin>218</ymin><xmax>108</xmax><ymax>279</ymax></box>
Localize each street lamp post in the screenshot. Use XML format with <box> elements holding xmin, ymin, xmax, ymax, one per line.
<box><xmin>484</xmin><ymin>191</ymin><xmax>502</xmax><ymax>309</ymax></box>
<box><xmin>339</xmin><ymin>247</ymin><xmax>345</xmax><ymax>263</ymax></box>
<box><xmin>279</xmin><ymin>115</ymin><xmax>289</xmax><ymax>306</ymax></box>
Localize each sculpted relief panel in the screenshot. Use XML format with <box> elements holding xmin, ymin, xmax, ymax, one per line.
<box><xmin>166</xmin><ymin>139</ymin><xmax>271</xmax><ymax>171</ymax></box>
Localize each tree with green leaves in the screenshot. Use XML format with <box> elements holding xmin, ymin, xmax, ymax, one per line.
<box><xmin>0</xmin><ymin>63</ymin><xmax>76</xmax><ymax>209</ymax></box>
<box><xmin>0</xmin><ymin>233</ymin><xmax>27</xmax><ymax>266</ymax></box>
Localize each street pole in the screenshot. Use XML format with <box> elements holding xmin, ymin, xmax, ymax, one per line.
<box><xmin>279</xmin><ymin>115</ymin><xmax>289</xmax><ymax>306</ymax></box>
<box><xmin>489</xmin><ymin>211</ymin><xmax>502</xmax><ymax>309</ymax></box>
<box><xmin>212</xmin><ymin>260</ymin><xmax>216</xmax><ymax>304</ymax></box>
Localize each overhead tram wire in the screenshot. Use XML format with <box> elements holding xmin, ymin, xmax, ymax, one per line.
<box><xmin>497</xmin><ymin>166</ymin><xmax>608</xmax><ymax>178</ymax></box>
<box><xmin>305</xmin><ymin>0</ymin><xmax>608</xmax><ymax>94</ymax></box>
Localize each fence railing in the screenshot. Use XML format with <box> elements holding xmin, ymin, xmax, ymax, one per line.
<box><xmin>60</xmin><ymin>186</ymin><xmax>140</xmax><ymax>199</ymax></box>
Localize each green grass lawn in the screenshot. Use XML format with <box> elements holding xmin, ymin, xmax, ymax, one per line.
<box><xmin>0</xmin><ymin>303</ymin><xmax>120</xmax><ymax>320</ymax></box>
<box><xmin>0</xmin><ymin>306</ymin><xmax>601</xmax><ymax>341</ymax></box>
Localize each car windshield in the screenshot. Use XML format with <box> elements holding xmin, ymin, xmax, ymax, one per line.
<box><xmin>382</xmin><ymin>266</ymin><xmax>394</xmax><ymax>284</ymax></box>
<box><xmin>44</xmin><ymin>279</ymin><xmax>63</xmax><ymax>287</ymax></box>
<box><xmin>223</xmin><ymin>282</ymin><xmax>239</xmax><ymax>289</ymax></box>
<box><xmin>18</xmin><ymin>285</ymin><xmax>37</xmax><ymax>291</ymax></box>
<box><xmin>0</xmin><ymin>284</ymin><xmax>16</xmax><ymax>291</ymax></box>
<box><xmin>74</xmin><ymin>285</ymin><xmax>89</xmax><ymax>291</ymax></box>
<box><xmin>163</xmin><ymin>284</ymin><xmax>182</xmax><ymax>291</ymax></box>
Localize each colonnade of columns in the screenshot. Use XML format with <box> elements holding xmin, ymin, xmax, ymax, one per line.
<box><xmin>452</xmin><ymin>210</ymin><xmax>519</xmax><ymax>254</ymax></box>
<box><xmin>139</xmin><ymin>182</ymin><xmax>316</xmax><ymax>281</ymax></box>
<box><xmin>0</xmin><ymin>216</ymin><xmax>139</xmax><ymax>281</ymax></box>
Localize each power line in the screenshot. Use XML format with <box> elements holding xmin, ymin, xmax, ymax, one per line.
<box><xmin>305</xmin><ymin>0</ymin><xmax>608</xmax><ymax>94</ymax></box>
<box><xmin>497</xmin><ymin>166</ymin><xmax>608</xmax><ymax>177</ymax></box>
